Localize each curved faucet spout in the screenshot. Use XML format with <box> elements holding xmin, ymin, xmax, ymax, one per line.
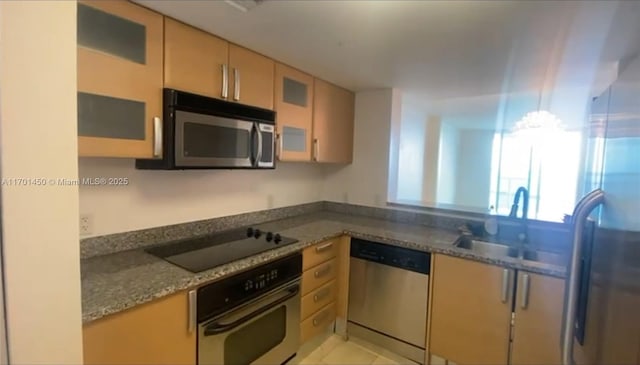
<box><xmin>509</xmin><ymin>186</ymin><xmax>529</xmax><ymax>220</ymax></box>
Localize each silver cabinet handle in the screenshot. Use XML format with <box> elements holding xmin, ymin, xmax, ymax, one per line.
<box><xmin>312</xmin><ymin>309</ymin><xmax>330</xmax><ymax>327</ymax></box>
<box><xmin>256</xmin><ymin>123</ymin><xmax>263</xmax><ymax>165</ymax></box>
<box><xmin>188</xmin><ymin>290</ymin><xmax>197</xmax><ymax>333</ymax></box>
<box><xmin>521</xmin><ymin>274</ymin><xmax>530</xmax><ymax>309</ymax></box>
<box><xmin>313</xmin><ymin>287</ymin><xmax>331</xmax><ymax>303</ymax></box>
<box><xmin>313</xmin><ymin>138</ymin><xmax>319</xmax><ymax>161</ymax></box>
<box><xmin>233</xmin><ymin>68</ymin><xmax>240</xmax><ymax>101</ymax></box>
<box><xmin>314</xmin><ymin>264</ymin><xmax>331</xmax><ymax>278</ymax></box>
<box><xmin>153</xmin><ymin>117</ymin><xmax>162</xmax><ymax>158</ymax></box>
<box><xmin>221</xmin><ymin>64</ymin><xmax>229</xmax><ymax>99</ymax></box>
<box><xmin>501</xmin><ymin>269</ymin><xmax>510</xmax><ymax>303</ymax></box>
<box><xmin>315</xmin><ymin>242</ymin><xmax>334</xmax><ymax>253</ymax></box>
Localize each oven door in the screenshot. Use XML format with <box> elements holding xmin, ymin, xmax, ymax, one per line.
<box><xmin>175</xmin><ymin>110</ymin><xmax>263</xmax><ymax>168</ymax></box>
<box><xmin>198</xmin><ymin>280</ymin><xmax>301</xmax><ymax>365</ymax></box>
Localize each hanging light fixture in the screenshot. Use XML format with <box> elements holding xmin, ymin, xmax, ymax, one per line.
<box><xmin>511</xmin><ymin>110</ymin><xmax>566</xmax><ymax>142</ymax></box>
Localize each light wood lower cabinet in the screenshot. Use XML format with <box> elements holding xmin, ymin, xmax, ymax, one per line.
<box><xmin>430</xmin><ymin>254</ymin><xmax>513</xmax><ymax>365</ymax></box>
<box><xmin>301</xmin><ymin>302</ymin><xmax>336</xmax><ymax>344</ymax></box>
<box><xmin>83</xmin><ymin>292</ymin><xmax>195</xmax><ymax>365</ymax></box>
<box><xmin>511</xmin><ymin>272</ymin><xmax>565</xmax><ymax>365</ymax></box>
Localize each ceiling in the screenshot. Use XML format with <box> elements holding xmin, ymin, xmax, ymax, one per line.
<box><xmin>136</xmin><ymin>0</ymin><xmax>640</xmax><ymax>105</ymax></box>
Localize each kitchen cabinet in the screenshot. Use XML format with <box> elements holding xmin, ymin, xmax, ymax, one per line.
<box><xmin>228</xmin><ymin>44</ymin><xmax>275</xmax><ymax>110</ymax></box>
<box><xmin>77</xmin><ymin>0</ymin><xmax>163</xmax><ymax>158</ymax></box>
<box><xmin>511</xmin><ymin>272</ymin><xmax>565</xmax><ymax>365</ymax></box>
<box><xmin>83</xmin><ymin>291</ymin><xmax>196</xmax><ymax>365</ymax></box>
<box><xmin>312</xmin><ymin>79</ymin><xmax>355</xmax><ymax>163</ymax></box>
<box><xmin>430</xmin><ymin>254</ymin><xmax>513</xmax><ymax>365</ymax></box>
<box><xmin>164</xmin><ymin>18</ymin><xmax>228</xmax><ymax>99</ymax></box>
<box><xmin>300</xmin><ymin>238</ymin><xmax>346</xmax><ymax>344</ymax></box>
<box><xmin>164</xmin><ymin>20</ymin><xmax>273</xmax><ymax>110</ymax></box>
<box><xmin>275</xmin><ymin>63</ymin><xmax>314</xmax><ymax>161</ymax></box>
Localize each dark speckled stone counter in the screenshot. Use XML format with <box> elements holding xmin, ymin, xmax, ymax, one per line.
<box><xmin>81</xmin><ymin>212</ymin><xmax>567</xmax><ymax>323</ymax></box>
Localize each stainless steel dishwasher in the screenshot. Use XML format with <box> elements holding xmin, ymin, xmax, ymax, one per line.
<box><xmin>348</xmin><ymin>238</ymin><xmax>431</xmax><ymax>364</ymax></box>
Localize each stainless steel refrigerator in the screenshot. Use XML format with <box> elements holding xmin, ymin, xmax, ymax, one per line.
<box><xmin>563</xmin><ymin>55</ymin><xmax>640</xmax><ymax>365</ymax></box>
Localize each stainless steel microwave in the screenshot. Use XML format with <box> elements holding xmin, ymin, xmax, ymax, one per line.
<box><xmin>136</xmin><ymin>89</ymin><xmax>276</xmax><ymax>170</ymax></box>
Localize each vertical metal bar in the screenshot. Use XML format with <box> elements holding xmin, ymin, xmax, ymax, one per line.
<box><xmin>188</xmin><ymin>290</ymin><xmax>197</xmax><ymax>333</ymax></box>
<box><xmin>221</xmin><ymin>64</ymin><xmax>229</xmax><ymax>99</ymax></box>
<box><xmin>521</xmin><ymin>274</ymin><xmax>530</xmax><ymax>309</ymax></box>
<box><xmin>562</xmin><ymin>189</ymin><xmax>605</xmax><ymax>365</ymax></box>
<box><xmin>501</xmin><ymin>269</ymin><xmax>510</xmax><ymax>303</ymax></box>
<box><xmin>153</xmin><ymin>117</ymin><xmax>162</xmax><ymax>158</ymax></box>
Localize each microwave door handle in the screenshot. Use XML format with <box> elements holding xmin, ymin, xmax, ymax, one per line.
<box><xmin>203</xmin><ymin>284</ymin><xmax>299</xmax><ymax>336</ymax></box>
<box><xmin>256</xmin><ymin>124</ymin><xmax>263</xmax><ymax>166</ymax></box>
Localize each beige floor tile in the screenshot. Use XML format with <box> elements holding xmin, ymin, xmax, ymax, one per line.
<box><xmin>321</xmin><ymin>342</ymin><xmax>378</xmax><ymax>365</ymax></box>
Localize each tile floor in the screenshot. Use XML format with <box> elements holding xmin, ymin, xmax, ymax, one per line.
<box><xmin>295</xmin><ymin>335</ymin><xmax>417</xmax><ymax>365</ymax></box>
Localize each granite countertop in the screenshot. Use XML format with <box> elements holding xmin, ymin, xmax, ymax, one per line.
<box><xmin>81</xmin><ymin>212</ymin><xmax>567</xmax><ymax>323</ymax></box>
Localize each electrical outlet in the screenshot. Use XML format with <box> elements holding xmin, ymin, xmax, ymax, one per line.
<box><xmin>80</xmin><ymin>214</ymin><xmax>93</xmax><ymax>236</ymax></box>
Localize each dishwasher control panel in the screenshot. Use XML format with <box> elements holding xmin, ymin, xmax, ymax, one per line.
<box><xmin>350</xmin><ymin>238</ymin><xmax>430</xmax><ymax>274</ymax></box>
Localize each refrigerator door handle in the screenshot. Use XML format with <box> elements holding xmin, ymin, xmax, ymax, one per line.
<box><xmin>562</xmin><ymin>189</ymin><xmax>605</xmax><ymax>365</ymax></box>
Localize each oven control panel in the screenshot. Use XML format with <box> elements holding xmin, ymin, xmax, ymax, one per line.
<box><xmin>244</xmin><ymin>269</ymin><xmax>279</xmax><ymax>291</ymax></box>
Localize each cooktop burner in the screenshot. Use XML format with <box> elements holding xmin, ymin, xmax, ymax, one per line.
<box><xmin>145</xmin><ymin>227</ymin><xmax>298</xmax><ymax>273</ymax></box>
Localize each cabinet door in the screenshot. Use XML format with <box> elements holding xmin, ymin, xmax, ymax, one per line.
<box><xmin>312</xmin><ymin>79</ymin><xmax>355</xmax><ymax>163</ymax></box>
<box><xmin>275</xmin><ymin>63</ymin><xmax>314</xmax><ymax>161</ymax></box>
<box><xmin>77</xmin><ymin>0</ymin><xmax>162</xmax><ymax>158</ymax></box>
<box><xmin>228</xmin><ymin>44</ymin><xmax>274</xmax><ymax>110</ymax></box>
<box><xmin>83</xmin><ymin>292</ymin><xmax>196</xmax><ymax>365</ymax></box>
<box><xmin>164</xmin><ymin>17</ymin><xmax>229</xmax><ymax>99</ymax></box>
<box><xmin>430</xmin><ymin>255</ymin><xmax>513</xmax><ymax>365</ymax></box>
<box><xmin>511</xmin><ymin>272</ymin><xmax>566</xmax><ymax>365</ymax></box>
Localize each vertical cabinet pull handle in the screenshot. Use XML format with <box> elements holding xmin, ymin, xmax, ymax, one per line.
<box><xmin>221</xmin><ymin>64</ymin><xmax>229</xmax><ymax>99</ymax></box>
<box><xmin>153</xmin><ymin>117</ymin><xmax>162</xmax><ymax>158</ymax></box>
<box><xmin>521</xmin><ymin>274</ymin><xmax>530</xmax><ymax>309</ymax></box>
<box><xmin>313</xmin><ymin>138</ymin><xmax>319</xmax><ymax>161</ymax></box>
<box><xmin>277</xmin><ymin>133</ymin><xmax>283</xmax><ymax>160</ymax></box>
<box><xmin>501</xmin><ymin>269</ymin><xmax>510</xmax><ymax>303</ymax></box>
<box><xmin>188</xmin><ymin>290</ymin><xmax>197</xmax><ymax>333</ymax></box>
<box><xmin>233</xmin><ymin>68</ymin><xmax>240</xmax><ymax>101</ymax></box>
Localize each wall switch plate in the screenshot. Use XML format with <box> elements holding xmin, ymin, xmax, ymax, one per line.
<box><xmin>80</xmin><ymin>214</ymin><xmax>92</xmax><ymax>236</ymax></box>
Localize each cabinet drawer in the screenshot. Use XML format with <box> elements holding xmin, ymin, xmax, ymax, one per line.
<box><xmin>303</xmin><ymin>239</ymin><xmax>338</xmax><ymax>271</ymax></box>
<box><xmin>302</xmin><ymin>258</ymin><xmax>337</xmax><ymax>295</ymax></box>
<box><xmin>301</xmin><ymin>280</ymin><xmax>336</xmax><ymax>320</ymax></box>
<box><xmin>300</xmin><ymin>302</ymin><xmax>336</xmax><ymax>344</ymax></box>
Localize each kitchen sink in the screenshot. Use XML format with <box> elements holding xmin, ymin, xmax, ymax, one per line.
<box><xmin>454</xmin><ymin>235</ymin><xmax>568</xmax><ymax>267</ymax></box>
<box><xmin>454</xmin><ymin>236</ymin><xmax>519</xmax><ymax>258</ymax></box>
<box><xmin>522</xmin><ymin>249</ymin><xmax>568</xmax><ymax>266</ymax></box>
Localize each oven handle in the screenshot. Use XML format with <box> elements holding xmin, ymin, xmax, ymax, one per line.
<box><xmin>203</xmin><ymin>282</ymin><xmax>299</xmax><ymax>336</ymax></box>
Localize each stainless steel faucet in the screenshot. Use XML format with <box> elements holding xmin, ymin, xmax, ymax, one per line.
<box><xmin>509</xmin><ymin>186</ymin><xmax>529</xmax><ymax>242</ymax></box>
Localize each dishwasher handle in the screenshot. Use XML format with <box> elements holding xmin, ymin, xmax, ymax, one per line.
<box><xmin>203</xmin><ymin>283</ymin><xmax>299</xmax><ymax>336</ymax></box>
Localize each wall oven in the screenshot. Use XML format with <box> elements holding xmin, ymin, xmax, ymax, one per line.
<box><xmin>195</xmin><ymin>253</ymin><xmax>302</xmax><ymax>365</ymax></box>
<box><xmin>136</xmin><ymin>88</ymin><xmax>276</xmax><ymax>170</ymax></box>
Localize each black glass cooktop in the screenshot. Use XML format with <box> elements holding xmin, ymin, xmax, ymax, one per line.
<box><xmin>145</xmin><ymin>227</ymin><xmax>298</xmax><ymax>273</ymax></box>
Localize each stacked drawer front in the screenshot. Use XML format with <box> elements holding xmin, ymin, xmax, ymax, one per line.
<box><xmin>300</xmin><ymin>239</ymin><xmax>339</xmax><ymax>343</ymax></box>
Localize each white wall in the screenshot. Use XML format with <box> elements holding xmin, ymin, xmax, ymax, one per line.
<box><xmin>323</xmin><ymin>89</ymin><xmax>402</xmax><ymax>207</ymax></box>
<box><xmin>79</xmin><ymin>159</ymin><xmax>325</xmax><ymax>236</ymax></box>
<box><xmin>455</xmin><ymin>129</ymin><xmax>494</xmax><ymax>209</ymax></box>
<box><xmin>436</xmin><ymin>122</ymin><xmax>459</xmax><ymax>204</ymax></box>
<box><xmin>396</xmin><ymin>99</ymin><xmax>426</xmax><ymax>201</ymax></box>
<box><xmin>0</xmin><ymin>1</ymin><xmax>83</xmax><ymax>363</ymax></box>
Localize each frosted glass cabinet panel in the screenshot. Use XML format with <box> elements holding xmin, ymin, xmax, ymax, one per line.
<box><xmin>275</xmin><ymin>63</ymin><xmax>314</xmax><ymax>161</ymax></box>
<box><xmin>77</xmin><ymin>1</ymin><xmax>163</xmax><ymax>158</ymax></box>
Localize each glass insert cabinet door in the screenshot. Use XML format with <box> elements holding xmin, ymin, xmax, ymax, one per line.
<box><xmin>275</xmin><ymin>63</ymin><xmax>314</xmax><ymax>161</ymax></box>
<box><xmin>77</xmin><ymin>0</ymin><xmax>163</xmax><ymax>158</ymax></box>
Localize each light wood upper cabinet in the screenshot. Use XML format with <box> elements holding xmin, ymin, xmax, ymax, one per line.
<box><xmin>228</xmin><ymin>44</ymin><xmax>275</xmax><ymax>110</ymax></box>
<box><xmin>77</xmin><ymin>0</ymin><xmax>163</xmax><ymax>158</ymax></box>
<box><xmin>275</xmin><ymin>63</ymin><xmax>314</xmax><ymax>161</ymax></box>
<box><xmin>83</xmin><ymin>292</ymin><xmax>196</xmax><ymax>365</ymax></box>
<box><xmin>430</xmin><ymin>254</ymin><xmax>513</xmax><ymax>365</ymax></box>
<box><xmin>511</xmin><ymin>272</ymin><xmax>565</xmax><ymax>365</ymax></box>
<box><xmin>164</xmin><ymin>18</ymin><xmax>228</xmax><ymax>99</ymax></box>
<box><xmin>312</xmin><ymin>79</ymin><xmax>355</xmax><ymax>163</ymax></box>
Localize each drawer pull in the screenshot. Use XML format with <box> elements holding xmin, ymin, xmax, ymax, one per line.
<box><xmin>312</xmin><ymin>310</ymin><xmax>330</xmax><ymax>327</ymax></box>
<box><xmin>313</xmin><ymin>287</ymin><xmax>331</xmax><ymax>303</ymax></box>
<box><xmin>315</xmin><ymin>242</ymin><xmax>334</xmax><ymax>253</ymax></box>
<box><xmin>314</xmin><ymin>264</ymin><xmax>332</xmax><ymax>278</ymax></box>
